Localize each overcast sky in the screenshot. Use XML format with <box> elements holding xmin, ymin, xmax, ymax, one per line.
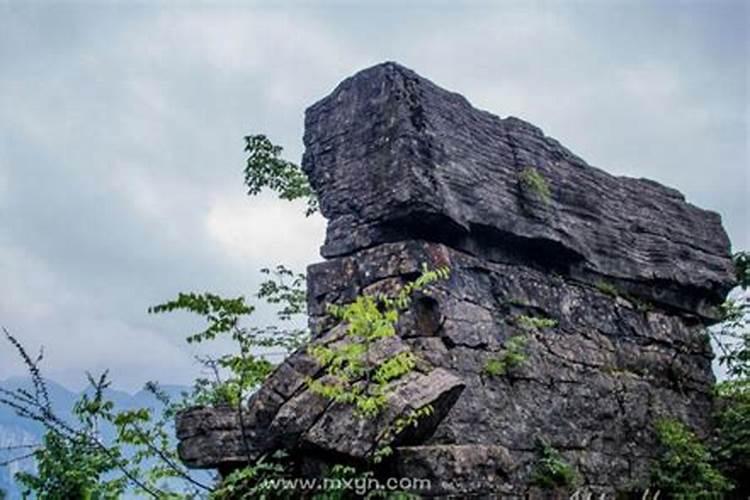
<box><xmin>1</xmin><ymin>1</ymin><xmax>747</xmax><ymax>392</ymax></box>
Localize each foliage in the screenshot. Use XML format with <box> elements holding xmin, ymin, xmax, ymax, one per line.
<box><xmin>15</xmin><ymin>430</ymin><xmax>125</xmax><ymax>500</ymax></box>
<box><xmin>530</xmin><ymin>439</ymin><xmax>579</xmax><ymax>490</ymax></box>
<box><xmin>0</xmin><ymin>258</ymin><xmax>309</xmax><ymax>497</ymax></box>
<box><xmin>307</xmin><ymin>265</ymin><xmax>450</xmax><ymax>420</ymax></box>
<box><xmin>211</xmin><ymin>453</ymin><xmax>288</xmax><ymax>499</ymax></box>
<box><xmin>594</xmin><ymin>280</ymin><xmax>619</xmax><ymax>298</ymax></box>
<box><xmin>713</xmin><ymin>296</ymin><xmax>750</xmax><ymax>381</ymax></box>
<box><xmin>650</xmin><ymin>418</ymin><xmax>731</xmax><ymax>497</ymax></box>
<box><xmin>713</xmin><ymin>380</ymin><xmax>750</xmax><ymax>490</ymax></box>
<box><xmin>519</xmin><ymin>166</ymin><xmax>551</xmax><ymax>204</ymax></box>
<box><xmin>515</xmin><ymin>314</ymin><xmax>557</xmax><ymax>330</ymax></box>
<box><xmin>149</xmin><ymin>265</ymin><xmax>308</xmax><ymax>408</ymax></box>
<box><xmin>0</xmin><ymin>131</ymin><xmax>317</xmax><ymax>497</ymax></box>
<box><xmin>709</xmin><ymin>255</ymin><xmax>750</xmax><ymax>494</ymax></box>
<box><xmin>244</xmin><ymin>134</ymin><xmax>318</xmax><ymax>216</ymax></box>
<box><xmin>483</xmin><ymin>334</ymin><xmax>528</xmax><ymax>377</ymax></box>
<box><xmin>0</xmin><ymin>340</ymin><xmax>192</xmax><ymax>499</ymax></box>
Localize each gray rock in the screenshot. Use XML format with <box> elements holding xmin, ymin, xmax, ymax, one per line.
<box><xmin>302</xmin><ymin>62</ymin><xmax>735</xmax><ymax>319</ymax></box>
<box><xmin>175</xmin><ymin>63</ymin><xmax>736</xmax><ymax>496</ymax></box>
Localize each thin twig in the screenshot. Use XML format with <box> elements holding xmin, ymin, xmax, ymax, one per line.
<box><xmin>0</xmin><ymin>451</ymin><xmax>36</xmax><ymax>466</ymax></box>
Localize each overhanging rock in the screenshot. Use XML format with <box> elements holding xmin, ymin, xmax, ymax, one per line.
<box><xmin>302</xmin><ymin>62</ymin><xmax>734</xmax><ymax>319</ymax></box>
<box><xmin>176</xmin><ymin>62</ymin><xmax>736</xmax><ymax>496</ymax></box>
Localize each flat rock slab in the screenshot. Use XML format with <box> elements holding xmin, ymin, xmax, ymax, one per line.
<box><xmin>176</xmin><ymin>330</ymin><xmax>466</xmax><ymax>468</ymax></box>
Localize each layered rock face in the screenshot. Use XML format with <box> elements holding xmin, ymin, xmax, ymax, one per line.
<box><xmin>176</xmin><ymin>63</ymin><xmax>736</xmax><ymax>496</ymax></box>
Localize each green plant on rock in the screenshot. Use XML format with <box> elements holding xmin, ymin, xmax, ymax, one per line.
<box><xmin>530</xmin><ymin>439</ymin><xmax>579</xmax><ymax>490</ymax></box>
<box><xmin>519</xmin><ymin>166</ymin><xmax>551</xmax><ymax>205</ymax></box>
<box><xmin>307</xmin><ymin>265</ymin><xmax>450</xmax><ymax>419</ymax></box>
<box><xmin>594</xmin><ymin>280</ymin><xmax>655</xmax><ymax>312</ymax></box>
<box><xmin>650</xmin><ymin>418</ymin><xmax>731</xmax><ymax>497</ymax></box>
<box><xmin>307</xmin><ymin>264</ymin><xmax>449</xmax><ymax>471</ymax></box>
<box><xmin>483</xmin><ymin>334</ymin><xmax>528</xmax><ymax>377</ymax></box>
<box><xmin>373</xmin><ymin>404</ymin><xmax>435</xmax><ymax>464</ymax></box>
<box><xmin>594</xmin><ymin>280</ymin><xmax>619</xmax><ymax>298</ymax></box>
<box><xmin>516</xmin><ymin>314</ymin><xmax>557</xmax><ymax>331</ymax></box>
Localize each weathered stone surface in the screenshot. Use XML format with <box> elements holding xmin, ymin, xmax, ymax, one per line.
<box><xmin>303</xmin><ymin>368</ymin><xmax>464</xmax><ymax>459</ymax></box>
<box><xmin>303</xmin><ymin>240</ymin><xmax>718</xmax><ymax>494</ymax></box>
<box><xmin>176</xmin><ymin>406</ymin><xmax>247</xmax><ymax>468</ymax></box>
<box><xmin>176</xmin><ymin>63</ymin><xmax>736</xmax><ymax>496</ymax></box>
<box><xmin>302</xmin><ymin>62</ymin><xmax>735</xmax><ymax>318</ymax></box>
<box><xmin>176</xmin><ymin>324</ymin><xmax>465</xmax><ymax>469</ymax></box>
<box><xmin>392</xmin><ymin>444</ymin><xmax>518</xmax><ymax>497</ymax></box>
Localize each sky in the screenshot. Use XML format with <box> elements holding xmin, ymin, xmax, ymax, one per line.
<box><xmin>0</xmin><ymin>0</ymin><xmax>747</xmax><ymax>392</ymax></box>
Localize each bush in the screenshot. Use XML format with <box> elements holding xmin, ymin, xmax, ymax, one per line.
<box><xmin>530</xmin><ymin>440</ymin><xmax>579</xmax><ymax>490</ymax></box>
<box><xmin>650</xmin><ymin>418</ymin><xmax>731</xmax><ymax>498</ymax></box>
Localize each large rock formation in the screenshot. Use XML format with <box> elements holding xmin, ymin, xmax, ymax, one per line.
<box><xmin>176</xmin><ymin>63</ymin><xmax>736</xmax><ymax>496</ymax></box>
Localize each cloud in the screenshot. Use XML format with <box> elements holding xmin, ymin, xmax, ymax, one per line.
<box><xmin>205</xmin><ymin>192</ymin><xmax>326</xmax><ymax>269</ymax></box>
<box><xmin>0</xmin><ymin>1</ymin><xmax>746</xmax><ymax>391</ymax></box>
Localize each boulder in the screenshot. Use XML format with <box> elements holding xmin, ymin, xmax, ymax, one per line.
<box><xmin>176</xmin><ymin>62</ymin><xmax>736</xmax><ymax>496</ymax></box>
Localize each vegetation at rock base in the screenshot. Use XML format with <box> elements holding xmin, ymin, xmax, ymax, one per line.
<box><xmin>649</xmin><ymin>251</ymin><xmax>750</xmax><ymax>497</ymax></box>
<box><xmin>708</xmin><ymin>253</ymin><xmax>750</xmax><ymax>497</ymax></box>
<box><xmin>518</xmin><ymin>166</ymin><xmax>551</xmax><ymax>204</ymax></box>
<box><xmin>650</xmin><ymin>418</ymin><xmax>731</xmax><ymax>497</ymax></box>
<box><xmin>530</xmin><ymin>439</ymin><xmax>579</xmax><ymax>490</ymax></box>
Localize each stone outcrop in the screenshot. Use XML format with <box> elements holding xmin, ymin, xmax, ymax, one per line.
<box><xmin>176</xmin><ymin>62</ymin><xmax>736</xmax><ymax>496</ymax></box>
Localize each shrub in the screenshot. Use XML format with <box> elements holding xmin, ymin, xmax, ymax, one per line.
<box><xmin>530</xmin><ymin>440</ymin><xmax>579</xmax><ymax>490</ymax></box>
<box><xmin>650</xmin><ymin>418</ymin><xmax>731</xmax><ymax>498</ymax></box>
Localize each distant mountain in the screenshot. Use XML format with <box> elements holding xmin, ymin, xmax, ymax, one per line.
<box><xmin>0</xmin><ymin>378</ymin><xmax>189</xmax><ymax>499</ymax></box>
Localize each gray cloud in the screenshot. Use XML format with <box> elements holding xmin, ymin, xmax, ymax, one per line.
<box><xmin>0</xmin><ymin>1</ymin><xmax>746</xmax><ymax>391</ymax></box>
